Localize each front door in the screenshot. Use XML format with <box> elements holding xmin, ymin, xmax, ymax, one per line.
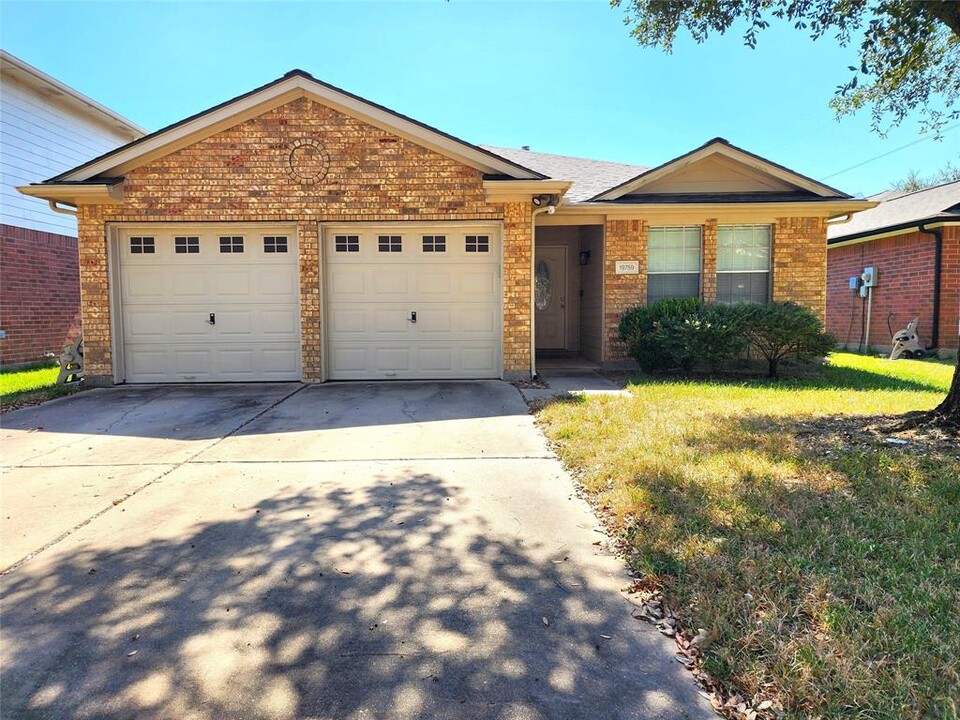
<box><xmin>534</xmin><ymin>246</ymin><xmax>567</xmax><ymax>350</ymax></box>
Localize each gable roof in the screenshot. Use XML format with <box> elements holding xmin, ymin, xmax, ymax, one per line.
<box><xmin>590</xmin><ymin>138</ymin><xmax>851</xmax><ymax>202</ymax></box>
<box><xmin>43</xmin><ymin>70</ymin><xmax>545</xmax><ymax>183</ymax></box>
<box><xmin>480</xmin><ymin>145</ymin><xmax>647</xmax><ymax>202</ymax></box>
<box><xmin>828</xmin><ymin>180</ymin><xmax>960</xmax><ymax>244</ymax></box>
<box><xmin>1</xmin><ymin>50</ymin><xmax>146</xmax><ymax>140</ymax></box>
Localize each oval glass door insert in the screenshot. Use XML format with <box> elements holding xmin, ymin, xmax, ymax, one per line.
<box><xmin>535</xmin><ymin>260</ymin><xmax>552</xmax><ymax>311</ymax></box>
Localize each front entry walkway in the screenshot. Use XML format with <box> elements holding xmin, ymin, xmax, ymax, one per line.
<box><xmin>1</xmin><ymin>382</ymin><xmax>711</xmax><ymax>720</ymax></box>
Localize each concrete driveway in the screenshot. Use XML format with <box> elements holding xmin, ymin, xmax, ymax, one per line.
<box><xmin>1</xmin><ymin>382</ymin><xmax>712</xmax><ymax>720</ymax></box>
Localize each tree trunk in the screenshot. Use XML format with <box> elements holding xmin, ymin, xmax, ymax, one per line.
<box><xmin>893</xmin><ymin>350</ymin><xmax>960</xmax><ymax>432</ymax></box>
<box><xmin>927</xmin><ymin>353</ymin><xmax>960</xmax><ymax>427</ymax></box>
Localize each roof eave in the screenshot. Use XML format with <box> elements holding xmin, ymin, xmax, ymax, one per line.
<box><xmin>589</xmin><ymin>139</ymin><xmax>851</xmax><ymax>202</ymax></box>
<box><xmin>17</xmin><ymin>181</ymin><xmax>125</xmax><ymax>205</ymax></box>
<box><xmin>828</xmin><ymin>215</ymin><xmax>960</xmax><ymax>247</ymax></box>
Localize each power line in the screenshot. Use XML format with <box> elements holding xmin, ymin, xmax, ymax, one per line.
<box><xmin>820</xmin><ymin>122</ymin><xmax>960</xmax><ymax>180</ymax></box>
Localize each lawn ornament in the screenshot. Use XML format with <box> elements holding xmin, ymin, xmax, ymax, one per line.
<box><xmin>57</xmin><ymin>336</ymin><xmax>84</xmax><ymax>384</ymax></box>
<box><xmin>889</xmin><ymin>317</ymin><xmax>924</xmax><ymax>360</ymax></box>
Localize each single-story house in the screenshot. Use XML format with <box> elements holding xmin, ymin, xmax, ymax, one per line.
<box><xmin>0</xmin><ymin>50</ymin><xmax>144</xmax><ymax>366</ymax></box>
<box><xmin>19</xmin><ymin>69</ymin><xmax>873</xmax><ymax>385</ymax></box>
<box><xmin>826</xmin><ymin>180</ymin><xmax>959</xmax><ymax>355</ymax></box>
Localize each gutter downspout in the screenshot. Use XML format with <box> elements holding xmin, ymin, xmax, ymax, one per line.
<box><xmin>919</xmin><ymin>223</ymin><xmax>943</xmax><ymax>350</ymax></box>
<box><xmin>48</xmin><ymin>200</ymin><xmax>78</xmax><ymax>216</ymax></box>
<box><xmin>530</xmin><ymin>201</ymin><xmax>557</xmax><ymax>379</ymax></box>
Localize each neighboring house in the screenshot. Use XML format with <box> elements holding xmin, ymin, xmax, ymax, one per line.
<box><xmin>19</xmin><ymin>69</ymin><xmax>872</xmax><ymax>385</ymax></box>
<box><xmin>826</xmin><ymin>181</ymin><xmax>960</xmax><ymax>356</ymax></box>
<box><xmin>0</xmin><ymin>50</ymin><xmax>144</xmax><ymax>365</ymax></box>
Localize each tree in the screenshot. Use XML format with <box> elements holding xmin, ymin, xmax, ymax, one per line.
<box><xmin>612</xmin><ymin>0</ymin><xmax>960</xmax><ymax>136</ymax></box>
<box><xmin>614</xmin><ymin>0</ymin><xmax>960</xmax><ymax>431</ymax></box>
<box><xmin>891</xmin><ymin>163</ymin><xmax>960</xmax><ymax>192</ymax></box>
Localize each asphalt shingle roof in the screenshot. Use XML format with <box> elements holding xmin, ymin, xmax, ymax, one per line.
<box><xmin>828</xmin><ymin>180</ymin><xmax>960</xmax><ymax>241</ymax></box>
<box><xmin>480</xmin><ymin>145</ymin><xmax>648</xmax><ymax>202</ymax></box>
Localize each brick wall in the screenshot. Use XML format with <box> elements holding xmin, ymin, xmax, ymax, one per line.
<box><xmin>602</xmin><ymin>218</ymin><xmax>647</xmax><ymax>361</ymax></box>
<box><xmin>0</xmin><ymin>224</ymin><xmax>81</xmax><ymax>366</ymax></box>
<box><xmin>75</xmin><ymin>97</ymin><xmax>531</xmax><ymax>382</ymax></box>
<box><xmin>602</xmin><ymin>215</ymin><xmax>829</xmax><ymax>362</ymax></box>
<box><xmin>772</xmin><ymin>216</ymin><xmax>827</xmax><ymax>322</ymax></box>
<box><xmin>827</xmin><ymin>228</ymin><xmax>959</xmax><ymax>352</ymax></box>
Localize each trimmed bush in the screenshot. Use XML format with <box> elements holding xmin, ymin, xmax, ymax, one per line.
<box><xmin>619</xmin><ymin>299</ymin><xmax>747</xmax><ymax>373</ymax></box>
<box><xmin>619</xmin><ymin>299</ymin><xmax>832</xmax><ymax>377</ymax></box>
<box><xmin>739</xmin><ymin>301</ymin><xmax>836</xmax><ymax>378</ymax></box>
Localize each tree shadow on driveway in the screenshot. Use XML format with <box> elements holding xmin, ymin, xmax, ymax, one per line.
<box><xmin>1</xmin><ymin>467</ymin><xmax>708</xmax><ymax>720</ymax></box>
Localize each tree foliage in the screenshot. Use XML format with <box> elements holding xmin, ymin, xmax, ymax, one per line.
<box><xmin>612</xmin><ymin>0</ymin><xmax>960</xmax><ymax>135</ymax></box>
<box><xmin>891</xmin><ymin>163</ymin><xmax>960</xmax><ymax>192</ymax></box>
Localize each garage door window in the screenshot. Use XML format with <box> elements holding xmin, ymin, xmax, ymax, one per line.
<box><xmin>422</xmin><ymin>235</ymin><xmax>446</xmax><ymax>252</ymax></box>
<box><xmin>130</xmin><ymin>236</ymin><xmax>155</xmax><ymax>254</ymax></box>
<box><xmin>174</xmin><ymin>236</ymin><xmax>200</xmax><ymax>254</ymax></box>
<box><xmin>378</xmin><ymin>235</ymin><xmax>402</xmax><ymax>253</ymax></box>
<box><xmin>335</xmin><ymin>235</ymin><xmax>359</xmax><ymax>253</ymax></box>
<box><xmin>466</xmin><ymin>235</ymin><xmax>489</xmax><ymax>253</ymax></box>
<box><xmin>264</xmin><ymin>236</ymin><xmax>288</xmax><ymax>253</ymax></box>
<box><xmin>219</xmin><ymin>236</ymin><xmax>244</xmax><ymax>253</ymax></box>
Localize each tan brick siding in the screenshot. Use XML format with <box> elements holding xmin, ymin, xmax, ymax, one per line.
<box><xmin>76</xmin><ymin>97</ymin><xmax>532</xmax><ymax>381</ymax></box>
<box><xmin>602</xmin><ymin>218</ymin><xmax>646</xmax><ymax>361</ymax></box>
<box><xmin>701</xmin><ymin>219</ymin><xmax>718</xmax><ymax>302</ymax></box>
<box><xmin>601</xmin><ymin>215</ymin><xmax>829</xmax><ymax>363</ymax></box>
<box><xmin>771</xmin><ymin>216</ymin><xmax>827</xmax><ymax>322</ymax></box>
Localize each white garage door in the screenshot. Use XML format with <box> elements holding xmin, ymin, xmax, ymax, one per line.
<box><xmin>324</xmin><ymin>224</ymin><xmax>502</xmax><ymax>380</ymax></box>
<box><xmin>118</xmin><ymin>227</ymin><xmax>301</xmax><ymax>382</ymax></box>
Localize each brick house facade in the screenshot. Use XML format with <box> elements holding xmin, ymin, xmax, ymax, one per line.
<box><xmin>20</xmin><ymin>70</ymin><xmax>872</xmax><ymax>384</ymax></box>
<box><xmin>827</xmin><ymin>183</ymin><xmax>960</xmax><ymax>356</ymax></box>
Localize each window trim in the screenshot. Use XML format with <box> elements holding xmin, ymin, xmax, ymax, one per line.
<box><xmin>646</xmin><ymin>225</ymin><xmax>702</xmax><ymax>303</ymax></box>
<box><xmin>716</xmin><ymin>224</ymin><xmax>772</xmax><ymax>304</ymax></box>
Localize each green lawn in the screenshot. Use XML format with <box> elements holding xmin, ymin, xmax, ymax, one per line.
<box><xmin>536</xmin><ymin>352</ymin><xmax>959</xmax><ymax>719</ymax></box>
<box><xmin>0</xmin><ymin>362</ymin><xmax>77</xmax><ymax>407</ymax></box>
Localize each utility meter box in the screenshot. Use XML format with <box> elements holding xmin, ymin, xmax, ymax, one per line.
<box><xmin>862</xmin><ymin>266</ymin><xmax>877</xmax><ymax>288</ymax></box>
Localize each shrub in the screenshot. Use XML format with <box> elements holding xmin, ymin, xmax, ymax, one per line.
<box><xmin>619</xmin><ymin>299</ymin><xmax>748</xmax><ymax>373</ymax></box>
<box><xmin>619</xmin><ymin>298</ymin><xmax>702</xmax><ymax>373</ymax></box>
<box><xmin>619</xmin><ymin>299</ymin><xmax>832</xmax><ymax>377</ymax></box>
<box><xmin>739</xmin><ymin>302</ymin><xmax>835</xmax><ymax>378</ymax></box>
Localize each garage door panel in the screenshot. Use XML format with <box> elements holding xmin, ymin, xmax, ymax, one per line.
<box><xmin>324</xmin><ymin>225</ymin><xmax>502</xmax><ymax>380</ymax></box>
<box><xmin>119</xmin><ymin>228</ymin><xmax>301</xmax><ymax>383</ymax></box>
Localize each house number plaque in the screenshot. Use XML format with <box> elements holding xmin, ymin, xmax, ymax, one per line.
<box><xmin>615</xmin><ymin>260</ymin><xmax>640</xmax><ymax>275</ymax></box>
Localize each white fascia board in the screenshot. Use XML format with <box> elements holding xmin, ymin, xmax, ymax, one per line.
<box><xmin>593</xmin><ymin>143</ymin><xmax>846</xmax><ymax>201</ymax></box>
<box><xmin>58</xmin><ymin>75</ymin><xmax>540</xmax><ymax>182</ymax></box>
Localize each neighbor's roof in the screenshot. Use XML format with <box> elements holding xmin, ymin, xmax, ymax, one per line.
<box><xmin>828</xmin><ymin>180</ymin><xmax>960</xmax><ymax>243</ymax></box>
<box><xmin>0</xmin><ymin>50</ymin><xmax>146</xmax><ymax>139</ymax></box>
<box><xmin>481</xmin><ymin>145</ymin><xmax>648</xmax><ymax>202</ymax></box>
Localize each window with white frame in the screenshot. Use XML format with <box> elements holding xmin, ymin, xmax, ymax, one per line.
<box><xmin>717</xmin><ymin>225</ymin><xmax>771</xmax><ymax>304</ymax></box>
<box><xmin>647</xmin><ymin>226</ymin><xmax>702</xmax><ymax>303</ymax></box>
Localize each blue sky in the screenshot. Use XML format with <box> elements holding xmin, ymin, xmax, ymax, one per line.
<box><xmin>2</xmin><ymin>1</ymin><xmax>958</xmax><ymax>196</ymax></box>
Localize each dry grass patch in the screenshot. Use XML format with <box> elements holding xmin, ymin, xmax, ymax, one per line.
<box><xmin>537</xmin><ymin>353</ymin><xmax>959</xmax><ymax>719</ymax></box>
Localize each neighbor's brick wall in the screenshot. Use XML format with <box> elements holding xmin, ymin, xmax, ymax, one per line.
<box><xmin>601</xmin><ymin>215</ymin><xmax>829</xmax><ymax>363</ymax></box>
<box><xmin>771</xmin><ymin>216</ymin><xmax>827</xmax><ymax>322</ymax></box>
<box><xmin>75</xmin><ymin>97</ymin><xmax>531</xmax><ymax>381</ymax></box>
<box><xmin>0</xmin><ymin>224</ymin><xmax>81</xmax><ymax>365</ymax></box>
<box><xmin>826</xmin><ymin>228</ymin><xmax>959</xmax><ymax>352</ymax></box>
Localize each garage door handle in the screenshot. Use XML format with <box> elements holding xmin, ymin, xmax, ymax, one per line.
<box><xmin>208</xmin><ymin>313</ymin><xmax>216</xmax><ymax>325</ymax></box>
<box><xmin>409</xmin><ymin>311</ymin><xmax>417</xmax><ymax>324</ymax></box>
